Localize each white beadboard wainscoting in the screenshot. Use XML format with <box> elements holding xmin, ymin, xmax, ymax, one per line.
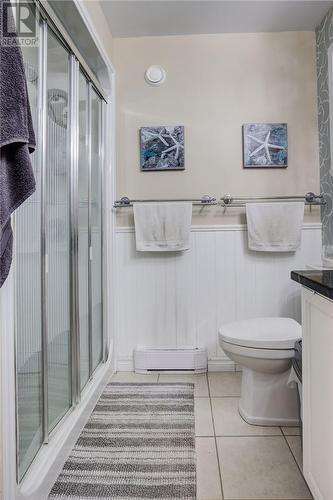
<box><xmin>115</xmin><ymin>223</ymin><xmax>322</xmax><ymax>371</ymax></box>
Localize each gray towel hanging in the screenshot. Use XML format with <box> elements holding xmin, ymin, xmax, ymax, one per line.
<box><xmin>0</xmin><ymin>2</ymin><xmax>36</xmax><ymax>287</ymax></box>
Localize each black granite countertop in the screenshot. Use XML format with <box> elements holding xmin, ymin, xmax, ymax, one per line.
<box><xmin>291</xmin><ymin>270</ymin><xmax>333</xmax><ymax>301</ymax></box>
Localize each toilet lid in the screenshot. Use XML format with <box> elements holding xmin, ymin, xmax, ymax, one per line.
<box><xmin>219</xmin><ymin>317</ymin><xmax>301</xmax><ymax>349</ymax></box>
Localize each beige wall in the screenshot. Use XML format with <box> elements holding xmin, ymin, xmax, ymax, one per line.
<box><xmin>113</xmin><ymin>32</ymin><xmax>320</xmax><ymax>225</ymax></box>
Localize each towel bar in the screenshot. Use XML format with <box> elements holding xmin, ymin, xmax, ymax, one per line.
<box><xmin>113</xmin><ymin>195</ymin><xmax>217</xmax><ymax>207</ymax></box>
<box><xmin>221</xmin><ymin>192</ymin><xmax>326</xmax><ymax>207</ymax></box>
<box><xmin>113</xmin><ymin>193</ymin><xmax>326</xmax><ymax>208</ymax></box>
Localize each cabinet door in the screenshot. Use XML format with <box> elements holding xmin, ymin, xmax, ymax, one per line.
<box><xmin>302</xmin><ymin>288</ymin><xmax>333</xmax><ymax>500</ymax></box>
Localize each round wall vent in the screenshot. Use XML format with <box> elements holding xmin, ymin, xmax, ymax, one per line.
<box><xmin>145</xmin><ymin>65</ymin><xmax>166</xmax><ymax>86</ymax></box>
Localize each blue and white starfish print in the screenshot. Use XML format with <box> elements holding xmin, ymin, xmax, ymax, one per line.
<box><xmin>243</xmin><ymin>123</ymin><xmax>288</xmax><ymax>167</ymax></box>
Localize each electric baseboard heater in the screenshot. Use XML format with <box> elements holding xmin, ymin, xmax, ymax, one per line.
<box><xmin>134</xmin><ymin>347</ymin><xmax>208</xmax><ymax>373</ymax></box>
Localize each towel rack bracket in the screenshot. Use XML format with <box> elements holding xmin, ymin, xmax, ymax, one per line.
<box><xmin>222</xmin><ymin>193</ymin><xmax>233</xmax><ymax>205</ymax></box>
<box><xmin>305</xmin><ymin>192</ymin><xmax>316</xmax><ymax>204</ymax></box>
<box><xmin>119</xmin><ymin>196</ymin><xmax>131</xmax><ymax>206</ymax></box>
<box><xmin>201</xmin><ymin>195</ymin><xmax>216</xmax><ymax>204</ymax></box>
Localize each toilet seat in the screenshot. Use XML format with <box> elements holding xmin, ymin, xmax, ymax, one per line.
<box><xmin>220</xmin><ymin>340</ymin><xmax>294</xmax><ymax>360</ymax></box>
<box><xmin>219</xmin><ymin>317</ymin><xmax>301</xmax><ymax>350</ymax></box>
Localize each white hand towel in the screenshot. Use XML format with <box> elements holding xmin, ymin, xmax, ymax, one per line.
<box><xmin>133</xmin><ymin>202</ymin><xmax>192</xmax><ymax>252</ymax></box>
<box><xmin>246</xmin><ymin>202</ymin><xmax>304</xmax><ymax>252</ymax></box>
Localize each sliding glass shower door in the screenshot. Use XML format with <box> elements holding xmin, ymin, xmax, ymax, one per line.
<box><xmin>78</xmin><ymin>73</ymin><xmax>90</xmax><ymax>390</ymax></box>
<box><xmin>78</xmin><ymin>83</ymin><xmax>104</xmax><ymax>383</ymax></box>
<box><xmin>90</xmin><ymin>89</ymin><xmax>103</xmax><ymax>372</ymax></box>
<box><xmin>15</xmin><ymin>10</ymin><xmax>106</xmax><ymax>481</ymax></box>
<box><xmin>45</xmin><ymin>29</ymin><xmax>72</xmax><ymax>432</ymax></box>
<box><xmin>15</xmin><ymin>20</ymin><xmax>43</xmax><ymax>480</ymax></box>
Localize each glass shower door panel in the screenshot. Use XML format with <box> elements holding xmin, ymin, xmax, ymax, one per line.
<box><xmin>16</xmin><ymin>25</ymin><xmax>43</xmax><ymax>480</ymax></box>
<box><xmin>78</xmin><ymin>73</ymin><xmax>89</xmax><ymax>389</ymax></box>
<box><xmin>91</xmin><ymin>89</ymin><xmax>103</xmax><ymax>372</ymax></box>
<box><xmin>46</xmin><ymin>30</ymin><xmax>71</xmax><ymax>431</ymax></box>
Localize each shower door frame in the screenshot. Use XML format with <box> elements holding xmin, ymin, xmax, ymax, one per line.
<box><xmin>0</xmin><ymin>0</ymin><xmax>115</xmax><ymax>496</ymax></box>
<box><xmin>14</xmin><ymin>0</ymin><xmax>109</xmax><ymax>481</ymax></box>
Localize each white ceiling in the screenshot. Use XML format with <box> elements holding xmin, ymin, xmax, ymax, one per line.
<box><xmin>100</xmin><ymin>0</ymin><xmax>333</xmax><ymax>38</ymax></box>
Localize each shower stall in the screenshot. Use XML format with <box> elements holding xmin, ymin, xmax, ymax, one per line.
<box><xmin>13</xmin><ymin>1</ymin><xmax>110</xmax><ymax>482</ymax></box>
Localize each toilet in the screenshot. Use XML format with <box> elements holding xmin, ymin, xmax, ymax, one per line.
<box><xmin>219</xmin><ymin>317</ymin><xmax>301</xmax><ymax>426</ymax></box>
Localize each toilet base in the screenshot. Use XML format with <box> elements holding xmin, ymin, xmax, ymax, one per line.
<box><xmin>239</xmin><ymin>367</ymin><xmax>300</xmax><ymax>427</ymax></box>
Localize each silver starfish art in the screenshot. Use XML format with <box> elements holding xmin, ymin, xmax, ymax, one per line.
<box><xmin>144</xmin><ymin>128</ymin><xmax>184</xmax><ymax>160</ymax></box>
<box><xmin>247</xmin><ymin>131</ymin><xmax>285</xmax><ymax>163</ymax></box>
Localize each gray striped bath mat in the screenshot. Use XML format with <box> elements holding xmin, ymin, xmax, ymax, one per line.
<box><xmin>49</xmin><ymin>383</ymin><xmax>196</xmax><ymax>499</ymax></box>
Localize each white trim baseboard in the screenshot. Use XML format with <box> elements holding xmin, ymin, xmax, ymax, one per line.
<box><xmin>116</xmin><ymin>359</ymin><xmax>135</xmax><ymax>372</ymax></box>
<box><xmin>208</xmin><ymin>358</ymin><xmax>236</xmax><ymax>372</ymax></box>
<box><xmin>117</xmin><ymin>357</ymin><xmax>236</xmax><ymax>373</ymax></box>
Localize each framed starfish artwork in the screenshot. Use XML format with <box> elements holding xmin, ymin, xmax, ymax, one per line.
<box><xmin>140</xmin><ymin>126</ymin><xmax>185</xmax><ymax>171</ymax></box>
<box><xmin>243</xmin><ymin>123</ymin><xmax>288</xmax><ymax>168</ymax></box>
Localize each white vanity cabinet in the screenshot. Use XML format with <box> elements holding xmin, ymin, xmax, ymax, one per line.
<box><xmin>301</xmin><ymin>287</ymin><xmax>333</xmax><ymax>500</ymax></box>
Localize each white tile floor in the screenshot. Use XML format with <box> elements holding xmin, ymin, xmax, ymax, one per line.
<box><xmin>111</xmin><ymin>371</ymin><xmax>313</xmax><ymax>500</ymax></box>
